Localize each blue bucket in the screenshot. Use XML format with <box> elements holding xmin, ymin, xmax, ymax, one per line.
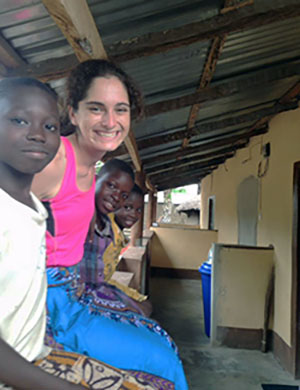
<box><xmin>199</xmin><ymin>261</ymin><xmax>212</xmax><ymax>337</ymax></box>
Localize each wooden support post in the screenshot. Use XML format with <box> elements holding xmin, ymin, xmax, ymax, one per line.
<box><xmin>130</xmin><ymin>171</ymin><xmax>145</xmax><ymax>246</ymax></box>
<box><xmin>152</xmin><ymin>193</ymin><xmax>157</xmax><ymax>223</ymax></box>
<box><xmin>146</xmin><ymin>191</ymin><xmax>155</xmax><ymax>229</ymax></box>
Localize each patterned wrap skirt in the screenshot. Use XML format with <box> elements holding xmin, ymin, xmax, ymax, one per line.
<box><xmin>46</xmin><ymin>266</ymin><xmax>188</xmax><ymax>390</ymax></box>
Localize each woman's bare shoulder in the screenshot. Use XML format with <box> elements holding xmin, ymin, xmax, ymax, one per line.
<box><xmin>31</xmin><ymin>141</ymin><xmax>66</xmax><ymax>200</ymax></box>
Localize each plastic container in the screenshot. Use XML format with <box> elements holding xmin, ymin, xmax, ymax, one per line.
<box><xmin>199</xmin><ymin>261</ymin><xmax>212</xmax><ymax>337</ymax></box>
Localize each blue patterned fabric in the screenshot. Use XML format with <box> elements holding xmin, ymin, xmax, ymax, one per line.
<box><xmin>46</xmin><ymin>266</ymin><xmax>188</xmax><ymax>390</ymax></box>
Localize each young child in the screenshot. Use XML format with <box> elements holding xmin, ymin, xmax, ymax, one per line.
<box><xmin>46</xmin><ymin>159</ymin><xmax>188</xmax><ymax>389</ymax></box>
<box><xmin>114</xmin><ymin>183</ymin><xmax>144</xmax><ymax>230</ymax></box>
<box><xmin>0</xmin><ymin>77</ymin><xmax>159</xmax><ymax>390</ymax></box>
<box><xmin>114</xmin><ymin>183</ymin><xmax>144</xmax><ymax>249</ymax></box>
<box><xmin>113</xmin><ymin>184</ymin><xmax>153</xmax><ymax>316</ymax></box>
<box><xmin>82</xmin><ymin>158</ymin><xmax>135</xmax><ymax>285</ymax></box>
<box><xmin>0</xmin><ymin>77</ymin><xmax>82</xmax><ymax>389</ymax></box>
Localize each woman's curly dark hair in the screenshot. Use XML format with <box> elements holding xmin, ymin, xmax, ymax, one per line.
<box><xmin>61</xmin><ymin>59</ymin><xmax>144</xmax><ymax>135</ymax></box>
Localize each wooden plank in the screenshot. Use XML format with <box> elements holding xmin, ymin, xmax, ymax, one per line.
<box><xmin>145</xmin><ymin>176</ymin><xmax>156</xmax><ymax>192</ymax></box>
<box><xmin>42</xmin><ymin>0</ymin><xmax>107</xmax><ymax>61</ymax></box>
<box><xmin>0</xmin><ymin>33</ymin><xmax>25</xmax><ymax>69</ymax></box>
<box><xmin>221</xmin><ymin>0</ymin><xmax>254</xmax><ymax>14</ymax></box>
<box><xmin>7</xmin><ymin>55</ymin><xmax>79</xmax><ymax>82</ymax></box>
<box><xmin>111</xmin><ymin>271</ymin><xmax>134</xmax><ymax>287</ymax></box>
<box><xmin>185</xmin><ymin>36</ymin><xmax>227</xmax><ymax>133</ymax></box>
<box><xmin>183</xmin><ymin>0</ymin><xmax>242</xmax><ymax>145</ymax></box>
<box><xmin>124</xmin><ymin>129</ymin><xmax>142</xmax><ymax>172</ymax></box>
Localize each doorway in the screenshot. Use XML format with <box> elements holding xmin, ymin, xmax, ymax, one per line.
<box><xmin>208</xmin><ymin>196</ymin><xmax>215</xmax><ymax>230</ymax></box>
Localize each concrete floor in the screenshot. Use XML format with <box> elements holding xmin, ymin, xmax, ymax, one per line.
<box><xmin>150</xmin><ymin>276</ymin><xmax>300</xmax><ymax>390</ymax></box>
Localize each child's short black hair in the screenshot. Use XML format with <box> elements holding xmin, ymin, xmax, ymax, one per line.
<box><xmin>131</xmin><ymin>183</ymin><xmax>144</xmax><ymax>198</ymax></box>
<box><xmin>0</xmin><ymin>77</ymin><xmax>58</xmax><ymax>101</ymax></box>
<box><xmin>97</xmin><ymin>159</ymin><xmax>134</xmax><ymax>182</ymax></box>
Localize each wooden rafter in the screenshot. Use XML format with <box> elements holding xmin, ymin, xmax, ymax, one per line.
<box><xmin>182</xmin><ymin>0</ymin><xmax>253</xmax><ymax>148</ymax></box>
<box><xmin>183</xmin><ymin>36</ymin><xmax>226</xmax><ymax>140</ymax></box>
<box><xmin>8</xmin><ymin>2</ymin><xmax>300</xmax><ymax>81</ymax></box>
<box><xmin>42</xmin><ymin>0</ymin><xmax>107</xmax><ymax>61</ymax></box>
<box><xmin>221</xmin><ymin>0</ymin><xmax>254</xmax><ymax>14</ymax></box>
<box><xmin>42</xmin><ymin>0</ymin><xmax>147</xmax><ymax>183</ymax></box>
<box><xmin>0</xmin><ymin>33</ymin><xmax>25</xmax><ymax>72</ymax></box>
<box><xmin>123</xmin><ymin>129</ymin><xmax>142</xmax><ymax>173</ymax></box>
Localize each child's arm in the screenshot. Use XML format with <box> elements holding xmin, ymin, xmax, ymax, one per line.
<box><xmin>0</xmin><ymin>337</ymin><xmax>86</xmax><ymax>390</ymax></box>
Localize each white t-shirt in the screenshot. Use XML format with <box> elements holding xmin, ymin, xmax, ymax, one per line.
<box><xmin>0</xmin><ymin>189</ymin><xmax>50</xmax><ymax>363</ymax></box>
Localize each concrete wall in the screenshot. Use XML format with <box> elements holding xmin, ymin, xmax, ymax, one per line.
<box><xmin>211</xmin><ymin>244</ymin><xmax>274</xmax><ymax>345</ymax></box>
<box><xmin>200</xmin><ymin>106</ymin><xmax>300</xmax><ymax>346</ymax></box>
<box><xmin>150</xmin><ymin>224</ymin><xmax>218</xmax><ymax>270</ymax></box>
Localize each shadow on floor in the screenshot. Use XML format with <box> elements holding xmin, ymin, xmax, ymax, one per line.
<box><xmin>149</xmin><ymin>276</ymin><xmax>300</xmax><ymax>390</ymax></box>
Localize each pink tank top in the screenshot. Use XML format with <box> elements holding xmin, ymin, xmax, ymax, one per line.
<box><xmin>44</xmin><ymin>137</ymin><xmax>96</xmax><ymax>267</ymax></box>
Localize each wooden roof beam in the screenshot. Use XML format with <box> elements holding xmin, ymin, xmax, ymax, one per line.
<box><xmin>182</xmin><ymin>0</ymin><xmax>253</xmax><ymax>147</ymax></box>
<box><xmin>183</xmin><ymin>35</ymin><xmax>227</xmax><ymax>146</ymax></box>
<box><xmin>0</xmin><ymin>33</ymin><xmax>25</xmax><ymax>74</ymax></box>
<box><xmin>42</xmin><ymin>0</ymin><xmax>107</xmax><ymax>61</ymax></box>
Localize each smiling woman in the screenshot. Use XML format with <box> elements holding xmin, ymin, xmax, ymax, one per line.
<box><xmin>31</xmin><ymin>59</ymin><xmax>143</xmax><ymax>267</ymax></box>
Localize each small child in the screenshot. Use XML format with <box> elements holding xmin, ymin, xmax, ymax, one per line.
<box><xmin>0</xmin><ymin>77</ymin><xmax>82</xmax><ymax>389</ymax></box>
<box><xmin>114</xmin><ymin>183</ymin><xmax>144</xmax><ymax>232</ymax></box>
<box><xmin>113</xmin><ymin>184</ymin><xmax>153</xmax><ymax>316</ymax></box>
<box><xmin>82</xmin><ymin>158</ymin><xmax>135</xmax><ymax>285</ymax></box>
<box><xmin>0</xmin><ymin>78</ymin><xmax>157</xmax><ymax>390</ymax></box>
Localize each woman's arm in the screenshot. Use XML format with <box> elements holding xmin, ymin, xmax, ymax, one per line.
<box><xmin>31</xmin><ymin>140</ymin><xmax>66</xmax><ymax>200</ymax></box>
<box><xmin>0</xmin><ymin>338</ymin><xmax>85</xmax><ymax>390</ymax></box>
